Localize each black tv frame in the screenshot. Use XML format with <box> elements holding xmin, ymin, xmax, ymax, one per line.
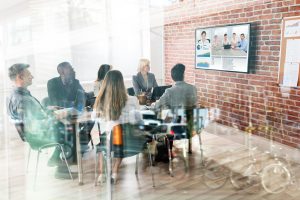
<box><xmin>195</xmin><ymin>23</ymin><xmax>251</xmax><ymax>73</ymax></box>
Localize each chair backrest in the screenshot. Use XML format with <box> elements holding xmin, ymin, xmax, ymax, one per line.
<box><xmin>112</xmin><ymin>123</ymin><xmax>146</xmax><ymax>158</ymax></box>
<box><xmin>127</xmin><ymin>87</ymin><xmax>135</xmax><ymax>96</ymax></box>
<box><xmin>170</xmin><ymin>125</ymin><xmax>188</xmax><ymax>140</ymax></box>
<box><xmin>85</xmin><ymin>91</ymin><xmax>96</xmax><ymax>108</ymax></box>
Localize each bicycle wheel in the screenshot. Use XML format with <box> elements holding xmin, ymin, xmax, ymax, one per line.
<box><xmin>203</xmin><ymin>160</ymin><xmax>228</xmax><ymax>189</ymax></box>
<box><xmin>230</xmin><ymin>164</ymin><xmax>260</xmax><ymax>191</ymax></box>
<box><xmin>261</xmin><ymin>163</ymin><xmax>291</xmax><ymax>194</ymax></box>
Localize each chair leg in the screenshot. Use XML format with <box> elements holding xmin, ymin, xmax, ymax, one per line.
<box><xmin>183</xmin><ymin>139</ymin><xmax>189</xmax><ymax>172</ymax></box>
<box><xmin>147</xmin><ymin>143</ymin><xmax>155</xmax><ymax>188</ymax></box>
<box><xmin>26</xmin><ymin>148</ymin><xmax>31</xmax><ymax>173</ymax></box>
<box><xmin>103</xmin><ymin>152</ymin><xmax>107</xmax><ymax>179</ymax></box>
<box><xmin>198</xmin><ymin>133</ymin><xmax>204</xmax><ymax>166</ymax></box>
<box><xmin>135</xmin><ymin>154</ymin><xmax>139</xmax><ymax>175</ymax></box>
<box><xmin>94</xmin><ymin>150</ymin><xmax>99</xmax><ymax>186</ymax></box>
<box><xmin>34</xmin><ymin>150</ymin><xmax>41</xmax><ymax>189</ymax></box>
<box><xmin>58</xmin><ymin>145</ymin><xmax>73</xmax><ymax>180</ymax></box>
<box><xmin>165</xmin><ymin>137</ymin><xmax>173</xmax><ymax>177</ymax></box>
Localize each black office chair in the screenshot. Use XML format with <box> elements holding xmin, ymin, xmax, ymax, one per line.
<box><xmin>14</xmin><ymin>122</ymin><xmax>73</xmax><ymax>188</ymax></box>
<box><xmin>85</xmin><ymin>91</ymin><xmax>96</xmax><ymax>108</ymax></box>
<box><xmin>127</xmin><ymin>87</ymin><xmax>135</xmax><ymax>96</ymax></box>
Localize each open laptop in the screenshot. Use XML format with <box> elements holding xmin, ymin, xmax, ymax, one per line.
<box><xmin>151</xmin><ymin>85</ymin><xmax>172</xmax><ymax>101</ymax></box>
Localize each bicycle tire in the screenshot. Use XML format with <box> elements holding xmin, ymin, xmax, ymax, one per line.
<box><xmin>261</xmin><ymin>163</ymin><xmax>291</xmax><ymax>194</ymax></box>
<box><xmin>230</xmin><ymin>163</ymin><xmax>260</xmax><ymax>191</ymax></box>
<box><xmin>203</xmin><ymin>160</ymin><xmax>228</xmax><ymax>189</ymax></box>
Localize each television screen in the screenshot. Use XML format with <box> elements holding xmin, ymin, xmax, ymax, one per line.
<box><xmin>195</xmin><ymin>23</ymin><xmax>250</xmax><ymax>73</ymax></box>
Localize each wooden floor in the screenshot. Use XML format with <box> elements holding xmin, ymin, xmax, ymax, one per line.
<box><xmin>1</xmin><ymin>124</ymin><xmax>300</xmax><ymax>200</ymax></box>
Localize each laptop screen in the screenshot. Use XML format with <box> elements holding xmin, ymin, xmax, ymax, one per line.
<box><xmin>151</xmin><ymin>85</ymin><xmax>172</xmax><ymax>100</ymax></box>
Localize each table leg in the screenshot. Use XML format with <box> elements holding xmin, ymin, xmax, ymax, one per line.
<box><xmin>75</xmin><ymin>122</ymin><xmax>84</xmax><ymax>185</ymax></box>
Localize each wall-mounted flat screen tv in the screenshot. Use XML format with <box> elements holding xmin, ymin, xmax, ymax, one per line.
<box><xmin>195</xmin><ymin>23</ymin><xmax>250</xmax><ymax>73</ymax></box>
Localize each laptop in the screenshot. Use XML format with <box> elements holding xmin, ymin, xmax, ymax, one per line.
<box><xmin>224</xmin><ymin>44</ymin><xmax>231</xmax><ymax>49</ymax></box>
<box><xmin>151</xmin><ymin>85</ymin><xmax>172</xmax><ymax>101</ymax></box>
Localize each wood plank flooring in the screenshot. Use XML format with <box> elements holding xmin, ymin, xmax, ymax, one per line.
<box><xmin>1</xmin><ymin>123</ymin><xmax>300</xmax><ymax>200</ymax></box>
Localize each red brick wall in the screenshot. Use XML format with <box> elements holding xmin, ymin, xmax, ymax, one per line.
<box><xmin>164</xmin><ymin>0</ymin><xmax>300</xmax><ymax>147</ymax></box>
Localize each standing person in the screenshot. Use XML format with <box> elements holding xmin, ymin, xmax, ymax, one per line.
<box><xmin>93</xmin><ymin>70</ymin><xmax>142</xmax><ymax>184</ymax></box>
<box><xmin>93</xmin><ymin>64</ymin><xmax>112</xmax><ymax>97</ymax></box>
<box><xmin>47</xmin><ymin>62</ymin><xmax>85</xmax><ymax>111</ymax></box>
<box><xmin>153</xmin><ymin>63</ymin><xmax>197</xmax><ymax>153</ymax></box>
<box><xmin>7</xmin><ymin>63</ymin><xmax>66</xmax><ymax>166</ymax></box>
<box><xmin>132</xmin><ymin>58</ymin><xmax>158</xmax><ymax>98</ymax></box>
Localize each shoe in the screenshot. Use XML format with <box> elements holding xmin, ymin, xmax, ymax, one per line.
<box><xmin>111</xmin><ymin>173</ymin><xmax>118</xmax><ymax>185</ymax></box>
<box><xmin>97</xmin><ymin>174</ymin><xmax>106</xmax><ymax>184</ymax></box>
<box><xmin>47</xmin><ymin>155</ymin><xmax>62</xmax><ymax>167</ymax></box>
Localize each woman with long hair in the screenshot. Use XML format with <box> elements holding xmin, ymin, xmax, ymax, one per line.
<box><xmin>93</xmin><ymin>70</ymin><xmax>142</xmax><ymax>184</ymax></box>
<box><xmin>93</xmin><ymin>64</ymin><xmax>111</xmax><ymax>96</ymax></box>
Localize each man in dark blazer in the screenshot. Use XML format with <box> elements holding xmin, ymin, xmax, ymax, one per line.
<box><xmin>47</xmin><ymin>62</ymin><xmax>85</xmax><ymax>111</ymax></box>
<box><xmin>47</xmin><ymin>62</ymin><xmax>92</xmax><ymax>156</ymax></box>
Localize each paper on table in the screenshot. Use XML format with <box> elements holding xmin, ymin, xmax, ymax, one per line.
<box><xmin>282</xmin><ymin>63</ymin><xmax>299</xmax><ymax>87</ymax></box>
<box><xmin>286</xmin><ymin>39</ymin><xmax>300</xmax><ymax>63</ymax></box>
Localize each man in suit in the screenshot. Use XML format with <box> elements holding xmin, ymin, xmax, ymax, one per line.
<box><xmin>153</xmin><ymin>63</ymin><xmax>197</xmax><ymax>153</ymax></box>
<box><xmin>47</xmin><ymin>62</ymin><xmax>92</xmax><ymax>155</ymax></box>
<box><xmin>47</xmin><ymin>62</ymin><xmax>85</xmax><ymax>111</ymax></box>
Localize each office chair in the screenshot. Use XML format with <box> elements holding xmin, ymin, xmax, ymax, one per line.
<box><xmin>127</xmin><ymin>87</ymin><xmax>135</xmax><ymax>96</ymax></box>
<box><xmin>14</xmin><ymin>122</ymin><xmax>73</xmax><ymax>188</ymax></box>
<box><xmin>94</xmin><ymin>123</ymin><xmax>155</xmax><ymax>187</ymax></box>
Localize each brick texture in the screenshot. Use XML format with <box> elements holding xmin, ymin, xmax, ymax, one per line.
<box><xmin>164</xmin><ymin>0</ymin><xmax>300</xmax><ymax>148</ymax></box>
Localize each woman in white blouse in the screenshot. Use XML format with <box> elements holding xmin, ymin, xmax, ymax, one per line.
<box><xmin>93</xmin><ymin>64</ymin><xmax>111</xmax><ymax>96</ymax></box>
<box><xmin>93</xmin><ymin>70</ymin><xmax>142</xmax><ymax>184</ymax></box>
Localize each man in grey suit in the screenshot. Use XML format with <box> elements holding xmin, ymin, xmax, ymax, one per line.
<box><xmin>154</xmin><ymin>63</ymin><xmax>197</xmax><ymax>153</ymax></box>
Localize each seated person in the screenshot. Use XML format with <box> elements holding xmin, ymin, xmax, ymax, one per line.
<box><xmin>93</xmin><ymin>70</ymin><xmax>143</xmax><ymax>184</ymax></box>
<box><xmin>94</xmin><ymin>64</ymin><xmax>112</xmax><ymax>97</ymax></box>
<box><xmin>222</xmin><ymin>33</ymin><xmax>231</xmax><ymax>48</ymax></box>
<box><xmin>152</xmin><ymin>63</ymin><xmax>197</xmax><ymax>153</ymax></box>
<box><xmin>7</xmin><ymin>63</ymin><xmax>67</xmax><ymax>166</ymax></box>
<box><xmin>231</xmin><ymin>32</ymin><xmax>238</xmax><ymax>49</ymax></box>
<box><xmin>132</xmin><ymin>58</ymin><xmax>158</xmax><ymax>99</ymax></box>
<box><xmin>47</xmin><ymin>62</ymin><xmax>92</xmax><ymax>153</ymax></box>
<box><xmin>237</xmin><ymin>33</ymin><xmax>248</xmax><ymax>52</ymax></box>
<box><xmin>47</xmin><ymin>62</ymin><xmax>85</xmax><ymax>111</ymax></box>
<box><xmin>211</xmin><ymin>35</ymin><xmax>222</xmax><ymax>50</ymax></box>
